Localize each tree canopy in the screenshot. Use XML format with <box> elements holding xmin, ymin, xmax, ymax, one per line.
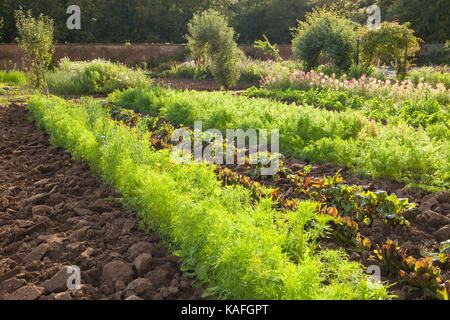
<box><xmin>0</xmin><ymin>0</ymin><xmax>447</xmax><ymax>44</ymax></box>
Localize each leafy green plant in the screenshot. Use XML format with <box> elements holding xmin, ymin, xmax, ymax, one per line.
<box><xmin>374</xmin><ymin>240</ymin><xmax>448</xmax><ymax>299</ymax></box>
<box><xmin>287</xmin><ymin>169</ymin><xmax>415</xmax><ymax>227</ymax></box>
<box><xmin>407</xmin><ymin>67</ymin><xmax>450</xmax><ymax>89</ymax></box>
<box><xmin>319</xmin><ymin>206</ymin><xmax>360</xmax><ymax>246</ymax></box>
<box><xmin>133</xmin><ymin>113</ymin><xmax>415</xmax><ymax>231</ymax></box>
<box><xmin>316</xmin><ymin>63</ymin><xmax>342</xmax><ymax>78</ymax></box>
<box><xmin>375</xmin><ymin>240</ymin><xmax>449</xmax><ymax>299</ymax></box>
<box><xmin>245</xmin><ymin>87</ymin><xmax>363</xmax><ymax>112</ymax></box>
<box><xmin>246</xmin><ymin>86</ymin><xmax>449</xmax><ymax>128</ymax></box>
<box><xmin>159</xmin><ymin>61</ymin><xmax>213</xmax><ymax>80</ymax></box>
<box><xmin>14</xmin><ymin>10</ymin><xmax>54</xmax><ymax>95</ymax></box>
<box><xmin>348</xmin><ymin>63</ymin><xmax>379</xmax><ymax>80</ymax></box>
<box><xmin>366</xmin><ymin>97</ymin><xmax>449</xmax><ymax>127</ymax></box>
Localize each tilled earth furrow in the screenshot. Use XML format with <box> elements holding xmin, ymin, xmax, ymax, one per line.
<box><xmin>0</xmin><ymin>104</ymin><xmax>205</xmax><ymax>300</ymax></box>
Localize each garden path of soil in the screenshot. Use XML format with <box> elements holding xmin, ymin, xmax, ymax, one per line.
<box><xmin>0</xmin><ymin>103</ymin><xmax>206</xmax><ymax>300</ymax></box>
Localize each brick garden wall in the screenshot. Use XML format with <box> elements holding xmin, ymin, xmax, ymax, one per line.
<box><xmin>0</xmin><ymin>44</ymin><xmax>186</xmax><ymax>70</ymax></box>
<box><xmin>0</xmin><ymin>43</ymin><xmax>294</xmax><ymax>70</ymax></box>
<box><xmin>0</xmin><ymin>43</ymin><xmax>442</xmax><ymax>70</ymax></box>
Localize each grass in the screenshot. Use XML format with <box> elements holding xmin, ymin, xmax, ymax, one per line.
<box><xmin>0</xmin><ymin>70</ymin><xmax>28</xmax><ymax>86</ymax></box>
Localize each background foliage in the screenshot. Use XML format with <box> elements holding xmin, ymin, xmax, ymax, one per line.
<box><xmin>0</xmin><ymin>0</ymin><xmax>447</xmax><ymax>45</ymax></box>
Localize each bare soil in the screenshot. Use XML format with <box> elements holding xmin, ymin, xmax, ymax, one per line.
<box><xmin>0</xmin><ymin>104</ymin><xmax>206</xmax><ymax>300</ymax></box>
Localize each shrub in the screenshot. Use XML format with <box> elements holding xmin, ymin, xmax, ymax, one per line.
<box><xmin>360</xmin><ymin>22</ymin><xmax>421</xmax><ymax>77</ymax></box>
<box><xmin>47</xmin><ymin>58</ymin><xmax>151</xmax><ymax>95</ymax></box>
<box><xmin>186</xmin><ymin>9</ymin><xmax>242</xmax><ymax>88</ymax></box>
<box><xmin>291</xmin><ymin>7</ymin><xmax>357</xmax><ymax>71</ymax></box>
<box><xmin>209</xmin><ymin>48</ymin><xmax>243</xmax><ymax>89</ymax></box>
<box><xmin>14</xmin><ymin>10</ymin><xmax>54</xmax><ymax>95</ymax></box>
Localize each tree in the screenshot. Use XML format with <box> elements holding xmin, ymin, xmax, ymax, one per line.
<box><xmin>360</xmin><ymin>21</ymin><xmax>421</xmax><ymax>76</ymax></box>
<box><xmin>291</xmin><ymin>7</ymin><xmax>358</xmax><ymax>71</ymax></box>
<box><xmin>186</xmin><ymin>9</ymin><xmax>242</xmax><ymax>88</ymax></box>
<box><xmin>15</xmin><ymin>10</ymin><xmax>55</xmax><ymax>95</ymax></box>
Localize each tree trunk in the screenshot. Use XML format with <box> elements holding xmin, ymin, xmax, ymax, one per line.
<box><xmin>355</xmin><ymin>37</ymin><xmax>360</xmax><ymax>66</ymax></box>
<box><xmin>40</xmin><ymin>61</ymin><xmax>49</xmax><ymax>96</ymax></box>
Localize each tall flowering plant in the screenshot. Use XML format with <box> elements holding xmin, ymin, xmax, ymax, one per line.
<box><xmin>260</xmin><ymin>70</ymin><xmax>449</xmax><ymax>105</ymax></box>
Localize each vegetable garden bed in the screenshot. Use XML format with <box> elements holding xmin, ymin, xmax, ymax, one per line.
<box><xmin>0</xmin><ymin>103</ymin><xmax>205</xmax><ymax>300</ymax></box>
<box><xmin>23</xmin><ymin>95</ymin><xmax>395</xmax><ymax>300</ymax></box>
<box><xmin>7</xmin><ymin>92</ymin><xmax>446</xmax><ymax>300</ymax></box>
